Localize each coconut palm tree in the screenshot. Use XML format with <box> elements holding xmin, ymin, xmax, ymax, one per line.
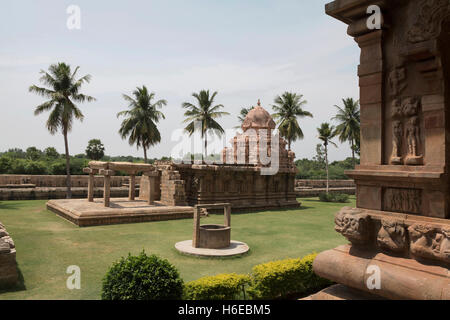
<box><xmin>29</xmin><ymin>62</ymin><xmax>95</xmax><ymax>199</ymax></box>
<box><xmin>332</xmin><ymin>98</ymin><xmax>360</xmax><ymax>167</ymax></box>
<box><xmin>182</xmin><ymin>90</ymin><xmax>229</xmax><ymax>159</ymax></box>
<box><xmin>117</xmin><ymin>86</ymin><xmax>166</xmax><ymax>163</ymax></box>
<box><xmin>317</xmin><ymin>122</ymin><xmax>338</xmax><ymax>193</ymax></box>
<box><xmin>272</xmin><ymin>92</ymin><xmax>313</xmax><ymax>150</ymax></box>
<box><xmin>235</xmin><ymin>106</ymin><xmax>254</xmax><ymax>128</ymax></box>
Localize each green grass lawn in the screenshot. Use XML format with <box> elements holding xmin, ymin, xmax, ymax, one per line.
<box><xmin>0</xmin><ymin>197</ymin><xmax>354</xmax><ymax>300</ymax></box>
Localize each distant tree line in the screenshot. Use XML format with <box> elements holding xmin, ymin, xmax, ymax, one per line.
<box><xmin>26</xmin><ymin>62</ymin><xmax>360</xmax><ymax>197</ymax></box>
<box><xmin>0</xmin><ymin>145</ymin><xmax>170</xmax><ymax>176</ymax></box>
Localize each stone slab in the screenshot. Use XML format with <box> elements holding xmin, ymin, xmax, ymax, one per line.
<box><xmin>47</xmin><ymin>198</ymin><xmax>194</xmax><ymax>227</ymax></box>
<box><xmin>175</xmin><ymin>240</ymin><xmax>250</xmax><ymax>257</ymax></box>
<box><xmin>303</xmin><ymin>284</ymin><xmax>384</xmax><ymax>300</ymax></box>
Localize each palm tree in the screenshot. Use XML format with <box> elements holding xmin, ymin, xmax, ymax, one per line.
<box><xmin>29</xmin><ymin>62</ymin><xmax>95</xmax><ymax>199</ymax></box>
<box><xmin>332</xmin><ymin>98</ymin><xmax>360</xmax><ymax>167</ymax></box>
<box><xmin>272</xmin><ymin>92</ymin><xmax>313</xmax><ymax>150</ymax></box>
<box><xmin>182</xmin><ymin>90</ymin><xmax>229</xmax><ymax>159</ymax></box>
<box><xmin>117</xmin><ymin>86</ymin><xmax>166</xmax><ymax>163</ymax></box>
<box><xmin>236</xmin><ymin>106</ymin><xmax>254</xmax><ymax>128</ymax></box>
<box><xmin>317</xmin><ymin>122</ymin><xmax>337</xmax><ymax>193</ymax></box>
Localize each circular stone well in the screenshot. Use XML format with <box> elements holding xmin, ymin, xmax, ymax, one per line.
<box><xmin>198</xmin><ymin>224</ymin><xmax>231</xmax><ymax>249</ymax></box>
<box><xmin>175</xmin><ymin>240</ymin><xmax>249</xmax><ymax>257</ymax></box>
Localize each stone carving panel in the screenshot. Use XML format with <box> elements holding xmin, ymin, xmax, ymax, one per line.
<box><xmin>388</xmin><ymin>67</ymin><xmax>407</xmax><ymax>97</ymax></box>
<box><xmin>408</xmin><ymin>223</ymin><xmax>450</xmax><ymax>264</ymax></box>
<box><xmin>383</xmin><ymin>188</ymin><xmax>422</xmax><ymax>214</ymax></box>
<box><xmin>408</xmin><ymin>0</ymin><xmax>450</xmax><ymax>43</ymax></box>
<box><xmin>389</xmin><ymin>96</ymin><xmax>423</xmax><ymax>165</ymax></box>
<box><xmin>335</xmin><ymin>207</ymin><xmax>371</xmax><ymax>246</ymax></box>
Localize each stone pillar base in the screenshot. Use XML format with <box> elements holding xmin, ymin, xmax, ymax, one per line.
<box><xmin>303</xmin><ymin>284</ymin><xmax>383</xmax><ymax>300</ymax></box>
<box><xmin>313</xmin><ymin>245</ymin><xmax>450</xmax><ymax>300</ymax></box>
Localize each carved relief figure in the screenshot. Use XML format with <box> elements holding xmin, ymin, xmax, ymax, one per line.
<box><xmin>405</xmin><ymin>116</ymin><xmax>423</xmax><ymax>165</ymax></box>
<box><xmin>390</xmin><ymin>120</ymin><xmax>403</xmax><ymax>165</ymax></box>
<box><xmin>388</xmin><ymin>67</ymin><xmax>407</xmax><ymax>96</ymax></box>
<box><xmin>335</xmin><ymin>207</ymin><xmax>371</xmax><ymax>246</ymax></box>
<box><xmin>384</xmin><ymin>188</ymin><xmax>422</xmax><ymax>214</ymax></box>
<box><xmin>408</xmin><ymin>224</ymin><xmax>450</xmax><ymax>264</ymax></box>
<box><xmin>402</xmin><ymin>97</ymin><xmax>419</xmax><ymax>117</ymax></box>
<box><xmin>377</xmin><ymin>219</ymin><xmax>407</xmax><ymax>252</ymax></box>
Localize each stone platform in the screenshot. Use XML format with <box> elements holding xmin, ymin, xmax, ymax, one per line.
<box><xmin>175</xmin><ymin>240</ymin><xmax>250</xmax><ymax>257</ymax></box>
<box><xmin>314</xmin><ymin>245</ymin><xmax>450</xmax><ymax>300</ymax></box>
<box><xmin>47</xmin><ymin>198</ymin><xmax>194</xmax><ymax>227</ymax></box>
<box><xmin>303</xmin><ymin>284</ymin><xmax>384</xmax><ymax>300</ymax></box>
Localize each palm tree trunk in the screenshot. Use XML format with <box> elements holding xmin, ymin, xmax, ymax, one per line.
<box><xmin>143</xmin><ymin>146</ymin><xmax>148</xmax><ymax>164</ymax></box>
<box><xmin>288</xmin><ymin>139</ymin><xmax>291</xmax><ymax>151</ymax></box>
<box><xmin>325</xmin><ymin>144</ymin><xmax>329</xmax><ymax>194</ymax></box>
<box><xmin>63</xmin><ymin>130</ymin><xmax>72</xmax><ymax>199</ymax></box>
<box><xmin>204</xmin><ymin>134</ymin><xmax>208</xmax><ymax>162</ymax></box>
<box><xmin>351</xmin><ymin>139</ymin><xmax>355</xmax><ymax>168</ymax></box>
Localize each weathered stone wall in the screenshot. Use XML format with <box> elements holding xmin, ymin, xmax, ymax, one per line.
<box><xmin>0</xmin><ymin>175</ymin><xmax>140</xmax><ymax>188</ymax></box>
<box><xmin>176</xmin><ymin>164</ymin><xmax>299</xmax><ymax>211</ymax></box>
<box><xmin>159</xmin><ymin>170</ymin><xmax>187</xmax><ymax>206</ymax></box>
<box><xmin>0</xmin><ymin>187</ymin><xmax>130</xmax><ymax>200</ymax></box>
<box><xmin>0</xmin><ymin>221</ymin><xmax>18</xmax><ymax>289</ymax></box>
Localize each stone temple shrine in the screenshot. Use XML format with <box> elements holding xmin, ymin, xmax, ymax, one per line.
<box><xmin>47</xmin><ymin>102</ymin><xmax>299</xmax><ymax>226</ymax></box>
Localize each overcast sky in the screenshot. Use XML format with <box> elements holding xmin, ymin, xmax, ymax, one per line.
<box><xmin>0</xmin><ymin>0</ymin><xmax>359</xmax><ymax>161</ymax></box>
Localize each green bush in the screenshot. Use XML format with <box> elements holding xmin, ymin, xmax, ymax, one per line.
<box><xmin>184</xmin><ymin>273</ymin><xmax>251</xmax><ymax>300</ymax></box>
<box><xmin>319</xmin><ymin>192</ymin><xmax>349</xmax><ymax>203</ymax></box>
<box><xmin>0</xmin><ymin>156</ymin><xmax>12</xmax><ymax>174</ymax></box>
<box><xmin>101</xmin><ymin>251</ymin><xmax>184</xmax><ymax>300</ymax></box>
<box><xmin>24</xmin><ymin>161</ymin><xmax>47</xmax><ymax>175</ymax></box>
<box><xmin>248</xmin><ymin>253</ymin><xmax>332</xmax><ymax>299</ymax></box>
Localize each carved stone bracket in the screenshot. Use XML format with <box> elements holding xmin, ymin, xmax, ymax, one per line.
<box><xmin>334</xmin><ymin>207</ymin><xmax>450</xmax><ymax>265</ymax></box>
<box><xmin>377</xmin><ymin>219</ymin><xmax>407</xmax><ymax>252</ymax></box>
<box><xmin>335</xmin><ymin>207</ymin><xmax>371</xmax><ymax>246</ymax></box>
<box><xmin>409</xmin><ymin>223</ymin><xmax>450</xmax><ymax>264</ymax></box>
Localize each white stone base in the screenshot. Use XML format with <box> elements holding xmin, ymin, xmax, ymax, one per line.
<box><xmin>175</xmin><ymin>240</ymin><xmax>249</xmax><ymax>257</ymax></box>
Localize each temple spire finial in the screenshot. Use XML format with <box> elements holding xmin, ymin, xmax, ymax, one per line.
<box><xmin>257</xmin><ymin>99</ymin><xmax>261</xmax><ymax>107</ymax></box>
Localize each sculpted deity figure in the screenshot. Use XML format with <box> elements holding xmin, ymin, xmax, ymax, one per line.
<box><xmin>388</xmin><ymin>67</ymin><xmax>407</xmax><ymax>96</ymax></box>
<box><xmin>406</xmin><ymin>117</ymin><xmax>420</xmax><ymax>157</ymax></box>
<box><xmin>402</xmin><ymin>97</ymin><xmax>419</xmax><ymax>117</ymax></box>
<box><xmin>390</xmin><ymin>120</ymin><xmax>403</xmax><ymax>165</ymax></box>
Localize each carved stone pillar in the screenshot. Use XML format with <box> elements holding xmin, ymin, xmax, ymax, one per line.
<box><xmin>83</xmin><ymin>167</ymin><xmax>98</xmax><ymax>202</ymax></box>
<box><xmin>128</xmin><ymin>174</ymin><xmax>136</xmax><ymax>201</ymax></box>
<box><xmin>311</xmin><ymin>0</ymin><xmax>450</xmax><ymax>300</ymax></box>
<box><xmin>100</xmin><ymin>169</ymin><xmax>115</xmax><ymax>207</ymax></box>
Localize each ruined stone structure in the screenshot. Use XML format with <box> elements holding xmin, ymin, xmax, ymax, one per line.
<box><xmin>312</xmin><ymin>0</ymin><xmax>450</xmax><ymax>300</ymax></box>
<box><xmin>139</xmin><ymin>101</ymin><xmax>299</xmax><ymax>211</ymax></box>
<box><xmin>0</xmin><ymin>221</ymin><xmax>18</xmax><ymax>289</ymax></box>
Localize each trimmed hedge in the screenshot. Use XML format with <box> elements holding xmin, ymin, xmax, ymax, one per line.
<box><xmin>248</xmin><ymin>253</ymin><xmax>332</xmax><ymax>299</ymax></box>
<box><xmin>184</xmin><ymin>273</ymin><xmax>251</xmax><ymax>300</ymax></box>
<box><xmin>101</xmin><ymin>251</ymin><xmax>184</xmax><ymax>300</ymax></box>
<box><xmin>319</xmin><ymin>192</ymin><xmax>349</xmax><ymax>203</ymax></box>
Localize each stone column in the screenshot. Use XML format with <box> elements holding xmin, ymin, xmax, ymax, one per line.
<box><xmin>100</xmin><ymin>169</ymin><xmax>114</xmax><ymax>207</ymax></box>
<box><xmin>128</xmin><ymin>174</ymin><xmax>136</xmax><ymax>201</ymax></box>
<box><xmin>192</xmin><ymin>206</ymin><xmax>201</xmax><ymax>248</ymax></box>
<box><xmin>83</xmin><ymin>167</ymin><xmax>98</xmax><ymax>202</ymax></box>
<box><xmin>224</xmin><ymin>204</ymin><xmax>231</xmax><ymax>227</ymax></box>
<box><xmin>146</xmin><ymin>171</ymin><xmax>159</xmax><ymax>205</ymax></box>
